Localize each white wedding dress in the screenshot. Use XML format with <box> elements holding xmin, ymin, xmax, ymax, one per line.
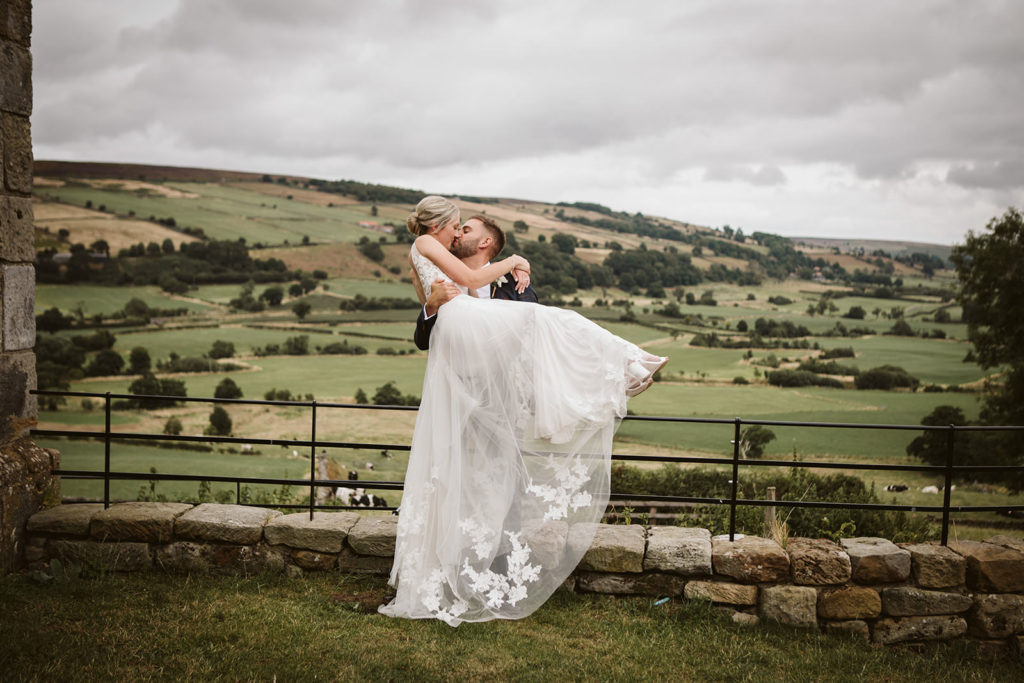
<box><xmin>378</xmin><ymin>244</ymin><xmax>665</xmax><ymax>626</ymax></box>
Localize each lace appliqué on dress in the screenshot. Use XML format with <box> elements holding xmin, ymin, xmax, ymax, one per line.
<box><xmin>526</xmin><ymin>456</ymin><xmax>594</xmax><ymax>522</ymax></box>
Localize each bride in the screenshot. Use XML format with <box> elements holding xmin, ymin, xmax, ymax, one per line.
<box><xmin>379</xmin><ymin>196</ymin><xmax>666</xmax><ymax>626</ymax></box>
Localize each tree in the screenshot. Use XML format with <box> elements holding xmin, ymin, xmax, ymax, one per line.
<box><xmin>373</xmin><ymin>381</ymin><xmax>404</xmax><ymax>406</ymax></box>
<box><xmin>953</xmin><ymin>208</ymin><xmax>1024</xmax><ymax>423</ymax></box>
<box><xmin>288</xmin><ymin>283</ymin><xmax>304</xmax><ymax>298</ymax></box>
<box><xmin>214</xmin><ymin>377</ymin><xmax>243</xmax><ymax>399</ymax></box>
<box><xmin>208</xmin><ymin>340</ymin><xmax>236</xmax><ymax>359</ymax></box>
<box><xmin>551</xmin><ymin>232</ymin><xmax>577</xmax><ymax>254</ymax></box>
<box><xmin>354</xmin><ymin>388</ymin><xmax>368</xmax><ymax>404</ymax></box>
<box><xmin>36</xmin><ymin>307</ymin><xmax>73</xmax><ymax>333</ymax></box>
<box><xmin>739</xmin><ymin>426</ymin><xmax>775</xmax><ymax>459</ymax></box>
<box><xmin>844</xmin><ymin>305</ymin><xmax>866</xmax><ymax>320</ymax></box>
<box><xmin>84</xmin><ymin>349</ymin><xmax>124</xmax><ymax>377</ymax></box>
<box><xmin>206</xmin><ymin>406</ymin><xmax>232</xmax><ymax>436</ymax></box>
<box><xmin>292</xmin><ymin>301</ymin><xmax>312</xmax><ymax>320</ymax></box>
<box><xmin>161</xmin><ymin>238</ymin><xmax>175</xmax><ymax>254</ymax></box>
<box><xmin>128</xmin><ymin>346</ymin><xmax>151</xmax><ymax>375</ymax></box>
<box><xmin>123</xmin><ymin>297</ymin><xmax>151</xmax><ymax>320</ymax></box>
<box><xmin>259</xmin><ymin>285</ymin><xmax>284</xmax><ymax>306</ymax></box>
<box><xmin>300</xmin><ymin>277</ymin><xmax>318</xmax><ymax>294</ymax></box>
<box><xmin>513</xmin><ymin>220</ymin><xmax>529</xmax><ymax>233</ymax></box>
<box><xmin>163</xmin><ymin>417</ymin><xmax>183</xmax><ymax>436</ymax></box>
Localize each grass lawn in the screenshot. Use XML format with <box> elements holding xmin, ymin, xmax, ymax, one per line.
<box><xmin>1</xmin><ymin>572</ymin><xmax>1019</xmax><ymax>681</ymax></box>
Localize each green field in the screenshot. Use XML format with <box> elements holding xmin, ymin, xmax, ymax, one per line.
<box><xmin>37</xmin><ymin>182</ymin><xmax>389</xmax><ymax>246</ymax></box>
<box><xmin>35</xmin><ymin>284</ymin><xmax>217</xmax><ymax>316</ymax></box>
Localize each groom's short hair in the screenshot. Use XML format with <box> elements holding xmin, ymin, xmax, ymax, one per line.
<box><xmin>470</xmin><ymin>214</ymin><xmax>505</xmax><ymax>259</ymax></box>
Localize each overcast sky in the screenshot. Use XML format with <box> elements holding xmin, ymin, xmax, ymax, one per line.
<box><xmin>32</xmin><ymin>0</ymin><xmax>1024</xmax><ymax>245</ymax></box>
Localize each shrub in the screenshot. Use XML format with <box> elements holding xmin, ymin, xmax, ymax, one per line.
<box><xmin>767</xmin><ymin>370</ymin><xmax>844</xmax><ymax>388</ymax></box>
<box><xmin>128</xmin><ymin>373</ymin><xmax>187</xmax><ymax>409</ymax></box>
<box><xmin>820</xmin><ymin>346</ymin><xmax>855</xmax><ymax>359</ymax></box>
<box><xmin>163</xmin><ymin>417</ymin><xmax>183</xmax><ymax>436</ymax></box>
<box><xmin>887</xmin><ymin>319</ymin><xmax>915</xmax><ymax>336</ymax></box>
<box><xmin>206</xmin><ymin>406</ymin><xmax>232</xmax><ymax>436</ymax></box>
<box><xmin>208</xmin><ymin>340</ymin><xmax>236</xmax><ymax>359</ymax></box>
<box><xmin>320</xmin><ymin>340</ymin><xmax>368</xmax><ymax>355</ymax></box>
<box><xmin>84</xmin><ymin>350</ymin><xmax>124</xmax><ymax>377</ymax></box>
<box><xmin>797</xmin><ymin>359</ymin><xmax>859</xmax><ymax>376</ymax></box>
<box><xmin>732</xmin><ymin>376</ymin><xmax>749</xmax><ymax>385</ymax></box>
<box><xmin>854</xmin><ymin>365</ymin><xmax>920</xmax><ymax>391</ymax></box>
<box><xmin>214</xmin><ymin>377</ymin><xmax>243</xmax><ymax>399</ymax></box>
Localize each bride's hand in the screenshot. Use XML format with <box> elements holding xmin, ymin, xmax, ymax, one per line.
<box><xmin>511</xmin><ymin>267</ymin><xmax>531</xmax><ymax>293</ymax></box>
<box><xmin>510</xmin><ymin>255</ymin><xmax>530</xmax><ymax>274</ymax></box>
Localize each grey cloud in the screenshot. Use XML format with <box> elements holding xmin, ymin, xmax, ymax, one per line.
<box><xmin>947</xmin><ymin>161</ymin><xmax>1024</xmax><ymax>189</ymax></box>
<box><xmin>704</xmin><ymin>165</ymin><xmax>786</xmax><ymax>186</ymax></box>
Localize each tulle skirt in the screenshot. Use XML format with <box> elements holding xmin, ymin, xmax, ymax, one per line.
<box><xmin>378</xmin><ymin>295</ymin><xmax>664</xmax><ymax>626</ymax></box>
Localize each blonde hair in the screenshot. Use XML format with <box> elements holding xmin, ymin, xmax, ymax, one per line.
<box><xmin>407</xmin><ymin>195</ymin><xmax>459</xmax><ymax>236</ymax></box>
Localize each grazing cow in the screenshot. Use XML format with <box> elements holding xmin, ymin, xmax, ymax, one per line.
<box><xmin>921</xmin><ymin>485</ymin><xmax>940</xmax><ymax>494</ymax></box>
<box><xmin>351</xmin><ymin>488</ymin><xmax>388</xmax><ymax>507</ymax></box>
<box><xmin>885</xmin><ymin>484</ymin><xmax>909</xmax><ymax>492</ymax></box>
<box><xmin>365</xmin><ymin>462</ymin><xmax>375</xmax><ymax>471</ymax></box>
<box><xmin>347</xmin><ymin>470</ymin><xmax>359</xmax><ymax>481</ymax></box>
<box><xmin>332</xmin><ymin>486</ymin><xmax>356</xmax><ymax>506</ymax></box>
<box><xmin>241</xmin><ymin>444</ymin><xmax>253</xmax><ymax>453</ymax></box>
<box><xmin>381</xmin><ymin>449</ymin><xmax>393</xmax><ymax>459</ymax></box>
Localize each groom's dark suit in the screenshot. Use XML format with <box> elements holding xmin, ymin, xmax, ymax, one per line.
<box><xmin>413</xmin><ymin>279</ymin><xmax>539</xmax><ymax>350</ymax></box>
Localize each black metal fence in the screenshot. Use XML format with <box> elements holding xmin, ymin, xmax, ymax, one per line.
<box><xmin>30</xmin><ymin>389</ymin><xmax>1024</xmax><ymax>546</ymax></box>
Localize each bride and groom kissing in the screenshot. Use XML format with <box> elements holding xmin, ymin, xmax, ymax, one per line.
<box><xmin>411</xmin><ymin>213</ymin><xmax>537</xmax><ymax>350</ymax></box>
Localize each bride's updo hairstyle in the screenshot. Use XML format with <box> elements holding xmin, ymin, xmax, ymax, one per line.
<box><xmin>407</xmin><ymin>195</ymin><xmax>459</xmax><ymax>236</ymax></box>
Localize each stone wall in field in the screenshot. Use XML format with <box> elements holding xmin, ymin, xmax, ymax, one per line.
<box><xmin>0</xmin><ymin>0</ymin><xmax>47</xmax><ymax>576</ymax></box>
<box><xmin>24</xmin><ymin>503</ymin><xmax>1024</xmax><ymax>656</ymax></box>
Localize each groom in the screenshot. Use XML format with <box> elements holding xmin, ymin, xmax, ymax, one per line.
<box><xmin>413</xmin><ymin>215</ymin><xmax>538</xmax><ymax>350</ymax></box>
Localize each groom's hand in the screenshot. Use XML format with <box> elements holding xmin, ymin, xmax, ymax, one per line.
<box><xmin>425</xmin><ymin>278</ymin><xmax>460</xmax><ymax>317</ymax></box>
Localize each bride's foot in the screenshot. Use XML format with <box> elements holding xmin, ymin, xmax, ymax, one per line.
<box><xmin>625</xmin><ymin>356</ymin><xmax>668</xmax><ymax>397</ymax></box>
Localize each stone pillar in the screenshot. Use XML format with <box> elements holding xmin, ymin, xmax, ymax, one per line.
<box><xmin>0</xmin><ymin>0</ymin><xmax>49</xmax><ymax>575</ymax></box>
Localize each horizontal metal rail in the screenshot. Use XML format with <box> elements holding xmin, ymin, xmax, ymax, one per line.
<box><xmin>30</xmin><ymin>389</ymin><xmax>1024</xmax><ymax>543</ymax></box>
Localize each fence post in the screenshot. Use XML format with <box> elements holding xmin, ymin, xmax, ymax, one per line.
<box><xmin>764</xmin><ymin>486</ymin><xmax>777</xmax><ymax>530</ymax></box>
<box><xmin>104</xmin><ymin>392</ymin><xmax>111</xmax><ymax>509</ymax></box>
<box><xmin>309</xmin><ymin>400</ymin><xmax>318</xmax><ymax>520</ymax></box>
<box><xmin>941</xmin><ymin>425</ymin><xmax>955</xmax><ymax>545</ymax></box>
<box><xmin>729</xmin><ymin>418</ymin><xmax>741</xmax><ymax>541</ymax></box>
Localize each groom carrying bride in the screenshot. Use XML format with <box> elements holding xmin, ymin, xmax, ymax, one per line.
<box><xmin>411</xmin><ymin>214</ymin><xmax>538</xmax><ymax>350</ymax></box>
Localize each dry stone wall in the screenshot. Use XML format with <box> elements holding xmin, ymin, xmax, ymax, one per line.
<box><xmin>24</xmin><ymin>503</ymin><xmax>1024</xmax><ymax>654</ymax></box>
<box><xmin>0</xmin><ymin>0</ymin><xmax>47</xmax><ymax>577</ymax></box>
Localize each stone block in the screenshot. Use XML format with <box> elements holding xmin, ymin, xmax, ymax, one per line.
<box><xmin>0</xmin><ymin>351</ymin><xmax>35</xmax><ymax>440</ymax></box>
<box><xmin>27</xmin><ymin>503</ymin><xmax>103</xmax><ymax>537</ymax></box>
<box><xmin>872</xmin><ymin>615</ymin><xmax>967</xmax><ymax>644</ymax></box>
<box><xmin>0</xmin><ymin>438</ymin><xmax>54</xmax><ymax>572</ymax></box>
<box><xmin>818</xmin><ymin>586</ymin><xmax>881</xmax><ymax>620</ymax></box>
<box><xmin>335</xmin><ymin>547</ymin><xmax>392</xmax><ymax>574</ymax></box>
<box><xmin>290</xmin><ymin>549</ymin><xmax>337</xmax><ymax>571</ymax></box>
<box><xmin>346</xmin><ymin>516</ymin><xmax>397</xmax><ymax>557</ymax></box>
<box><xmin>264</xmin><ymin>511</ymin><xmax>360</xmax><ymax>552</ymax></box>
<box><xmin>575</xmin><ymin>571</ymin><xmax>685</xmax><ymax>596</ymax></box>
<box><xmin>0</xmin><ymin>196</ymin><xmax>33</xmax><ymax>261</ymax></box>
<box><xmin>0</xmin><ymin>0</ymin><xmax>32</xmax><ymax>45</ymax></box>
<box><xmin>643</xmin><ymin>526</ymin><xmax>711</xmax><ymax>577</ymax></box>
<box><xmin>787</xmin><ymin>537</ymin><xmax>851</xmax><ymax>585</ymax></box>
<box><xmin>968</xmin><ymin>594</ymin><xmax>1024</xmax><ymax>639</ymax></box>
<box><xmin>90</xmin><ymin>502</ymin><xmax>193</xmax><ymax>543</ymax></box>
<box><xmin>47</xmin><ymin>539</ymin><xmax>151</xmax><ymax>572</ymax></box>
<box><xmin>731</xmin><ymin>611</ymin><xmax>759</xmax><ymax>627</ymax></box>
<box><xmin>824</xmin><ymin>620</ymin><xmax>870</xmax><ymax>641</ymax></box>
<box><xmin>904</xmin><ymin>543</ymin><xmax>966</xmax><ymax>589</ymax></box>
<box><xmin>578</xmin><ymin>524</ymin><xmax>645</xmax><ymax>573</ymax></box>
<box><xmin>759</xmin><ymin>585</ymin><xmax>818</xmax><ymax>628</ymax></box>
<box><xmin>882</xmin><ymin>586</ymin><xmax>973</xmax><ymax>617</ymax></box>
<box><xmin>174</xmin><ymin>503</ymin><xmax>281</xmax><ymax>544</ymax></box>
<box><xmin>684</xmin><ymin>580</ymin><xmax>758</xmax><ymax>606</ymax></box>
<box><xmin>712</xmin><ymin>535</ymin><xmax>789</xmax><ymax>583</ymax></box>
<box><xmin>2</xmin><ymin>112</ymin><xmax>31</xmax><ymax>191</ymax></box>
<box><xmin>2</xmin><ymin>264</ymin><xmax>35</xmax><ymax>350</ymax></box>
<box><xmin>984</xmin><ymin>534</ymin><xmax>1024</xmax><ymax>554</ymax></box>
<box><xmin>949</xmin><ymin>540</ymin><xmax>1024</xmax><ymax>592</ymax></box>
<box><xmin>155</xmin><ymin>541</ymin><xmax>286</xmax><ymax>575</ymax></box>
<box><xmin>840</xmin><ymin>537</ymin><xmax>910</xmax><ymax>584</ymax></box>
<box><xmin>0</xmin><ymin>44</ymin><xmax>32</xmax><ymax>116</ymax></box>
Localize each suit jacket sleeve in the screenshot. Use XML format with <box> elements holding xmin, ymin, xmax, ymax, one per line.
<box><xmin>414</xmin><ymin>308</ymin><xmax>437</xmax><ymax>350</ymax></box>
<box><xmin>491</xmin><ymin>280</ymin><xmax>539</xmax><ymax>303</ymax></box>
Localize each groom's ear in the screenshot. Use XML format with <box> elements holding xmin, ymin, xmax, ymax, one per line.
<box><xmin>479</xmin><ymin>236</ymin><xmax>494</xmax><ymax>254</ymax></box>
